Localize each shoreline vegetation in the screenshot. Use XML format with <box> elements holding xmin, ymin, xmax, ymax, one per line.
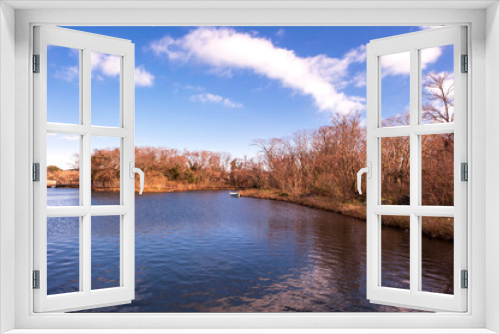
<box><xmin>49</xmin><ymin>184</ymin><xmax>453</xmax><ymax>241</ymax></box>
<box><xmin>47</xmin><ymin>72</ymin><xmax>454</xmax><ymax>241</ymax></box>
<box><xmin>238</xmin><ymin>188</ymin><xmax>453</xmax><ymax>241</ymax></box>
<box><xmin>238</xmin><ymin>188</ymin><xmax>366</xmax><ymax>220</ymax></box>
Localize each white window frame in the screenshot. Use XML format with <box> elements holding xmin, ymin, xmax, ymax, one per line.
<box><xmin>1</xmin><ymin>1</ymin><xmax>498</xmax><ymax>333</ymax></box>
<box><xmin>33</xmin><ymin>26</ymin><xmax>136</xmax><ymax>313</ymax></box>
<box><xmin>366</xmin><ymin>26</ymin><xmax>467</xmax><ymax>312</ymax></box>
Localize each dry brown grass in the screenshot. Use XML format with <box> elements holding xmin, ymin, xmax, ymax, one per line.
<box><xmin>136</xmin><ymin>184</ymin><xmax>233</xmax><ymax>193</ymax></box>
<box><xmin>91</xmin><ymin>183</ymin><xmax>233</xmax><ymax>194</ymax></box>
<box><xmin>239</xmin><ymin>188</ymin><xmax>366</xmax><ymax>219</ymax></box>
<box><xmin>239</xmin><ymin>189</ymin><xmax>454</xmax><ymax>241</ymax></box>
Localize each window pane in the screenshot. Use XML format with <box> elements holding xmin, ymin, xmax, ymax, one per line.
<box><xmin>47</xmin><ymin>217</ymin><xmax>80</xmax><ymax>295</ymax></box>
<box><xmin>91</xmin><ymin>51</ymin><xmax>121</xmax><ymax>127</ymax></box>
<box><xmin>91</xmin><ymin>136</ymin><xmax>121</xmax><ymax>205</ymax></box>
<box><xmin>421</xmin><ymin>217</ymin><xmax>454</xmax><ymax>294</ymax></box>
<box><xmin>421</xmin><ymin>133</ymin><xmax>454</xmax><ymax>206</ymax></box>
<box><xmin>47</xmin><ymin>45</ymin><xmax>80</xmax><ymax>124</ymax></box>
<box><xmin>92</xmin><ymin>216</ymin><xmax>120</xmax><ymax>290</ymax></box>
<box><xmin>421</xmin><ymin>45</ymin><xmax>454</xmax><ymax>124</ymax></box>
<box><xmin>381</xmin><ymin>137</ymin><xmax>410</xmax><ymax>205</ymax></box>
<box><xmin>381</xmin><ymin>216</ymin><xmax>410</xmax><ymax>290</ymax></box>
<box><xmin>47</xmin><ymin>133</ymin><xmax>80</xmax><ymax>206</ymax></box>
<box><xmin>380</xmin><ymin>52</ymin><xmax>410</xmax><ymax>127</ymax></box>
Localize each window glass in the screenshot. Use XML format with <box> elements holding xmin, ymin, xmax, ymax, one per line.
<box><xmin>91</xmin><ymin>51</ymin><xmax>121</xmax><ymax>128</ymax></box>
<box><xmin>421</xmin><ymin>45</ymin><xmax>454</xmax><ymax>124</ymax></box>
<box><xmin>381</xmin><ymin>52</ymin><xmax>410</xmax><ymax>127</ymax></box>
<box><xmin>381</xmin><ymin>137</ymin><xmax>410</xmax><ymax>205</ymax></box>
<box><xmin>421</xmin><ymin>217</ymin><xmax>454</xmax><ymax>294</ymax></box>
<box><xmin>381</xmin><ymin>216</ymin><xmax>410</xmax><ymax>290</ymax></box>
<box><xmin>421</xmin><ymin>134</ymin><xmax>454</xmax><ymax>206</ymax></box>
<box><xmin>47</xmin><ymin>133</ymin><xmax>80</xmax><ymax>206</ymax></box>
<box><xmin>91</xmin><ymin>136</ymin><xmax>121</xmax><ymax>205</ymax></box>
<box><xmin>47</xmin><ymin>217</ymin><xmax>80</xmax><ymax>295</ymax></box>
<box><xmin>47</xmin><ymin>45</ymin><xmax>81</xmax><ymax>124</ymax></box>
<box><xmin>92</xmin><ymin>215</ymin><xmax>121</xmax><ymax>290</ymax></box>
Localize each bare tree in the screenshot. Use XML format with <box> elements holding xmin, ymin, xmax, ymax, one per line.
<box><xmin>422</xmin><ymin>71</ymin><xmax>454</xmax><ymax>123</ymax></box>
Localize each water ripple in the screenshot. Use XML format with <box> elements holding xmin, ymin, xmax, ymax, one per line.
<box><xmin>46</xmin><ymin>189</ymin><xmax>452</xmax><ymax>312</ymax></box>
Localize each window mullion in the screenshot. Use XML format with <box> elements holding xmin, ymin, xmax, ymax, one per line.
<box><xmin>372</xmin><ymin>126</ymin><xmax>411</xmax><ymax>138</ymax></box>
<box><xmin>82</xmin><ymin>47</ymin><xmax>91</xmax><ymax>207</ymax></box>
<box><xmin>81</xmin><ymin>214</ymin><xmax>90</xmax><ymax>293</ymax></box>
<box><xmin>82</xmin><ymin>47</ymin><xmax>92</xmax><ymax>294</ymax></box>
<box><xmin>409</xmin><ymin>47</ymin><xmax>420</xmax><ymax>294</ymax></box>
<box><xmin>413</xmin><ymin>123</ymin><xmax>455</xmax><ymax>135</ymax></box>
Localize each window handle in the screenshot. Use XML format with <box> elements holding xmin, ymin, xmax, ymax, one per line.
<box><xmin>129</xmin><ymin>162</ymin><xmax>145</xmax><ymax>195</ymax></box>
<box><xmin>357</xmin><ymin>162</ymin><xmax>371</xmax><ymax>195</ymax></box>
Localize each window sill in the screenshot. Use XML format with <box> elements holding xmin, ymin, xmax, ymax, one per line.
<box><xmin>4</xmin><ymin>329</ymin><xmax>497</xmax><ymax>334</ymax></box>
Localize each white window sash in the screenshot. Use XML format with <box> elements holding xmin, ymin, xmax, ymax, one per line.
<box><xmin>366</xmin><ymin>26</ymin><xmax>467</xmax><ymax>312</ymax></box>
<box><xmin>33</xmin><ymin>26</ymin><xmax>136</xmax><ymax>313</ymax></box>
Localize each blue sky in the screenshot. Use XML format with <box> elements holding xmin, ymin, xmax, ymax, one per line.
<box><xmin>47</xmin><ymin>26</ymin><xmax>453</xmax><ymax>168</ymax></box>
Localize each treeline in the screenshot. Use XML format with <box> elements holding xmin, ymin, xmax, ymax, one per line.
<box><xmin>48</xmin><ymin>110</ymin><xmax>453</xmax><ymax>207</ymax></box>
<box><xmin>241</xmin><ymin>111</ymin><xmax>453</xmax><ymax>207</ymax></box>
<box><xmin>134</xmin><ymin>148</ymin><xmax>233</xmax><ymax>191</ymax></box>
<box><xmin>48</xmin><ymin>148</ymin><xmax>236</xmax><ymax>192</ymax></box>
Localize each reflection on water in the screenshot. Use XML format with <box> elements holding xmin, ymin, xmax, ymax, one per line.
<box><xmin>47</xmin><ymin>216</ymin><xmax>79</xmax><ymax>295</ymax></box>
<box><xmin>46</xmin><ymin>189</ymin><xmax>453</xmax><ymax>312</ymax></box>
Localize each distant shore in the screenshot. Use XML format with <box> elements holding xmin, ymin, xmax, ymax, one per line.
<box><xmin>49</xmin><ymin>185</ymin><xmax>235</xmax><ymax>193</ymax></box>
<box><xmin>49</xmin><ymin>186</ymin><xmax>453</xmax><ymax>241</ymax></box>
<box><xmin>239</xmin><ymin>189</ymin><xmax>453</xmax><ymax>241</ymax></box>
<box><xmin>240</xmin><ymin>188</ymin><xmax>366</xmax><ymax>220</ymax></box>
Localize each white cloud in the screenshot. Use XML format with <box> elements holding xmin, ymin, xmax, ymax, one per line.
<box><xmin>135</xmin><ymin>66</ymin><xmax>155</xmax><ymax>87</ymax></box>
<box><xmin>149</xmin><ymin>27</ymin><xmax>366</xmax><ymax>114</ymax></box>
<box><xmin>380</xmin><ymin>52</ymin><xmax>411</xmax><ymax>76</ymax></box>
<box><xmin>182</xmin><ymin>84</ymin><xmax>204</xmax><ymax>91</ymax></box>
<box><xmin>349</xmin><ymin>95</ymin><xmax>366</xmax><ymax>103</ymax></box>
<box><xmin>90</xmin><ymin>51</ymin><xmax>155</xmax><ymax>87</ymax></box>
<box><xmin>91</xmin><ymin>52</ymin><xmax>121</xmax><ymax>77</ymax></box>
<box><xmin>276</xmin><ymin>28</ymin><xmax>285</xmax><ymax>38</ymax></box>
<box><xmin>54</xmin><ymin>66</ymin><xmax>79</xmax><ymax>82</ymax></box>
<box><xmin>194</xmin><ymin>93</ymin><xmax>222</xmax><ymax>103</ymax></box>
<box><xmin>191</xmin><ymin>93</ymin><xmax>243</xmax><ymax>108</ymax></box>
<box><xmin>173</xmin><ymin>83</ymin><xmax>205</xmax><ymax>94</ymax></box>
<box><xmin>350</xmin><ymin>72</ymin><xmax>366</xmax><ymax>87</ymax></box>
<box><xmin>420</xmin><ymin>46</ymin><xmax>443</xmax><ymax>70</ymax></box>
<box><xmin>60</xmin><ymin>136</ymin><xmax>80</xmax><ymax>141</ymax></box>
<box><xmin>381</xmin><ymin>47</ymin><xmax>442</xmax><ymax>77</ymax></box>
<box><xmin>222</xmin><ymin>99</ymin><xmax>243</xmax><ymax>108</ymax></box>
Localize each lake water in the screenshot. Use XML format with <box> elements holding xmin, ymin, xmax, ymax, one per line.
<box><xmin>46</xmin><ymin>188</ymin><xmax>453</xmax><ymax>312</ymax></box>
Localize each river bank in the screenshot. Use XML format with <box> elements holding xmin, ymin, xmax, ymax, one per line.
<box><xmin>89</xmin><ymin>185</ymin><xmax>235</xmax><ymax>193</ymax></box>
<box><xmin>239</xmin><ymin>189</ymin><xmax>454</xmax><ymax>241</ymax></box>
<box><xmin>56</xmin><ymin>185</ymin><xmax>453</xmax><ymax>241</ymax></box>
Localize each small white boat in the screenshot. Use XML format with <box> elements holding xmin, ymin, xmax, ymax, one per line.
<box><xmin>229</xmin><ymin>192</ymin><xmax>241</xmax><ymax>198</ymax></box>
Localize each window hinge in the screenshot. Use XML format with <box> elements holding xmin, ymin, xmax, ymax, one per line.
<box><xmin>461</xmin><ymin>54</ymin><xmax>468</xmax><ymax>73</ymax></box>
<box><xmin>33</xmin><ymin>54</ymin><xmax>40</xmax><ymax>73</ymax></box>
<box><xmin>33</xmin><ymin>270</ymin><xmax>40</xmax><ymax>289</ymax></box>
<box><xmin>461</xmin><ymin>270</ymin><xmax>468</xmax><ymax>289</ymax></box>
<box><xmin>461</xmin><ymin>162</ymin><xmax>468</xmax><ymax>182</ymax></box>
<box><xmin>33</xmin><ymin>163</ymin><xmax>40</xmax><ymax>182</ymax></box>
